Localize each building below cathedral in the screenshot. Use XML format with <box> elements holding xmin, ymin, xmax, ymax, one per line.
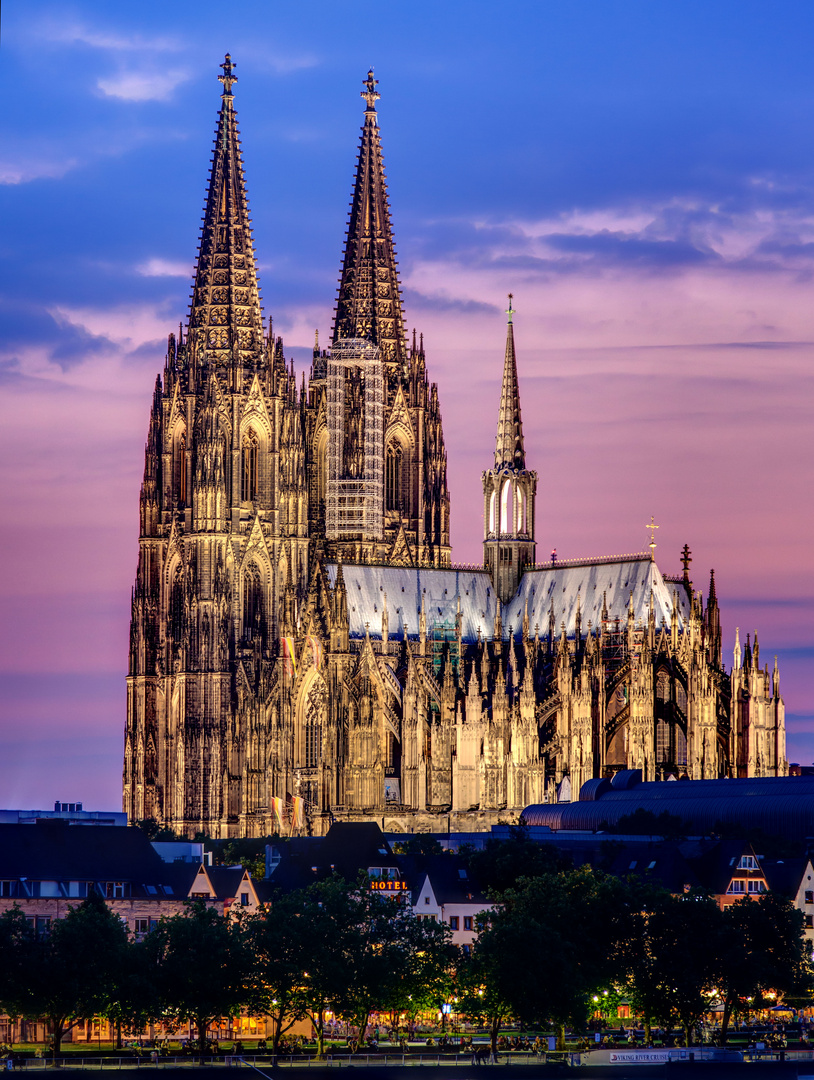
<box><xmin>122</xmin><ymin>58</ymin><xmax>786</xmax><ymax>839</ymax></box>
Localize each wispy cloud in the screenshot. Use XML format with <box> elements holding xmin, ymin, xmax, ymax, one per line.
<box><xmin>97</xmin><ymin>69</ymin><xmax>191</xmax><ymax>102</ymax></box>
<box><xmin>136</xmin><ymin>258</ymin><xmax>191</xmax><ymax>278</ymax></box>
<box><xmin>50</xmin><ymin>304</ymin><xmax>172</xmax><ymax>353</ymax></box>
<box><xmin>266</xmin><ymin>52</ymin><xmax>320</xmax><ymax>75</ymax></box>
<box><xmin>40</xmin><ymin>21</ymin><xmax>182</xmax><ymax>53</ymax></box>
<box><xmin>0</xmin><ymin>153</ymin><xmax>78</xmax><ymax>185</ymax></box>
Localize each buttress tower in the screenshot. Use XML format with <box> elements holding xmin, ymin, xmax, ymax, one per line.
<box><xmin>483</xmin><ymin>297</ymin><xmax>537</xmax><ymax>602</ymax></box>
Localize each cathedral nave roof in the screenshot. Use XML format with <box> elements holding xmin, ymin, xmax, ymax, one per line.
<box><xmin>326</xmin><ymin>554</ymin><xmax>687</xmax><ymax>643</ymax></box>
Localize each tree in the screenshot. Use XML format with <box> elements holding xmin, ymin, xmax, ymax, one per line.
<box><xmin>103</xmin><ymin>936</ymin><xmax>161</xmax><ymax>1049</ymax></box>
<box><xmin>246</xmin><ymin>888</ymin><xmax>311</xmax><ymax>1055</ymax></box>
<box><xmin>456</xmin><ymin>919</ymin><xmax>516</xmax><ymax>1058</ymax></box>
<box><xmin>146</xmin><ymin>900</ymin><xmax>253</xmax><ymax>1058</ymax></box>
<box><xmin>333</xmin><ymin>886</ymin><xmax>455</xmax><ymax>1048</ymax></box>
<box><xmin>623</xmin><ymin>889</ymin><xmax>722</xmax><ymax>1046</ymax></box>
<box><xmin>293</xmin><ymin>877</ymin><xmax>361</xmax><ymax>1058</ymax></box>
<box><xmin>0</xmin><ymin>908</ymin><xmax>35</xmax><ymax>1042</ymax></box>
<box><xmin>715</xmin><ymin>893</ymin><xmax>814</xmax><ymax>1044</ymax></box>
<box><xmin>458</xmin><ymin>867</ymin><xmax>632</xmax><ymax>1052</ymax></box>
<box><xmin>13</xmin><ymin>892</ymin><xmax>131</xmax><ymax>1054</ymax></box>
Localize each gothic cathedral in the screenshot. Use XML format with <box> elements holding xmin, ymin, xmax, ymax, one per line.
<box><xmin>123</xmin><ymin>59</ymin><xmax>786</xmax><ymax>837</ymax></box>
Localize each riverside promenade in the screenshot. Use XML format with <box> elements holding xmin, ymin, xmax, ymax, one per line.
<box><xmin>0</xmin><ymin>1054</ymin><xmax>806</xmax><ymax>1079</ymax></box>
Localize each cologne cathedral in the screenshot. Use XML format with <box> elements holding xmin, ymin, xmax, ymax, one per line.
<box><xmin>122</xmin><ymin>58</ymin><xmax>786</xmax><ymax>837</ymax></box>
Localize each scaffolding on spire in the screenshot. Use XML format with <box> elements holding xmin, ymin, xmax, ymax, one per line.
<box><xmin>325</xmin><ymin>338</ymin><xmax>384</xmax><ymax>541</ymax></box>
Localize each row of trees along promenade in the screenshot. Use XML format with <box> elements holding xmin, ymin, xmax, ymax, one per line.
<box><xmin>1</xmin><ymin>854</ymin><xmax>812</xmax><ymax>1059</ymax></box>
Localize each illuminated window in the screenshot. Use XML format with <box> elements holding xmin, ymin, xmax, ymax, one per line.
<box><xmin>242</xmin><ymin>428</ymin><xmax>258</xmax><ymax>502</ymax></box>
<box><xmin>727</xmin><ymin>880</ymin><xmax>746</xmax><ymax>894</ymax></box>
<box><xmin>738</xmin><ymin>855</ymin><xmax>758</xmax><ymax>870</ymax></box>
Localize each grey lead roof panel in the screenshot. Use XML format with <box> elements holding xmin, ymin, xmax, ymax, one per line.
<box><xmin>326</xmin><ymin>556</ymin><xmax>686</xmax><ymax>643</ymax></box>
<box><xmin>326</xmin><ymin>564</ymin><xmax>497</xmax><ymax>642</ymax></box>
<box><xmin>502</xmin><ymin>557</ymin><xmax>687</xmax><ymax>638</ymax></box>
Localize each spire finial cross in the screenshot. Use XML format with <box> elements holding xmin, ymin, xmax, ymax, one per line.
<box><xmin>219</xmin><ymin>54</ymin><xmax>237</xmax><ymax>97</ymax></box>
<box><xmin>645</xmin><ymin>515</ymin><xmax>660</xmax><ymax>559</ymax></box>
<box><xmin>362</xmin><ymin>69</ymin><xmax>380</xmax><ymax>111</ymax></box>
<box><xmin>506</xmin><ymin>293</ymin><xmax>515</xmax><ymax>324</ymax></box>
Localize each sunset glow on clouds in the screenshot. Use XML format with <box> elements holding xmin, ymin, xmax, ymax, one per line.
<box><xmin>1</xmin><ymin>0</ymin><xmax>812</xmax><ymax>807</ymax></box>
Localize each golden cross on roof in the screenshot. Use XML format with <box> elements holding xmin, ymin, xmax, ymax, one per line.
<box><xmin>506</xmin><ymin>292</ymin><xmax>515</xmax><ymax>324</ymax></box>
<box><xmin>645</xmin><ymin>515</ymin><xmax>660</xmax><ymax>558</ymax></box>
<box><xmin>219</xmin><ymin>54</ymin><xmax>237</xmax><ymax>96</ymax></box>
<box><xmin>362</xmin><ymin>69</ymin><xmax>380</xmax><ymax>110</ymax></box>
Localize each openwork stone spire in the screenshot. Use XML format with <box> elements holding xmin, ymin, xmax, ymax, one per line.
<box><xmin>494</xmin><ymin>294</ymin><xmax>525</xmax><ymax>469</ymax></box>
<box><xmin>188</xmin><ymin>54</ymin><xmax>265</xmax><ymax>365</ymax></box>
<box><xmin>332</xmin><ymin>70</ymin><xmax>406</xmax><ymax>366</ymax></box>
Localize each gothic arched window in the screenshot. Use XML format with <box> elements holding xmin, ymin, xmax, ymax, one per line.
<box><xmin>500</xmin><ymin>479</ymin><xmax>512</xmax><ymax>534</ymax></box>
<box><xmin>386</xmin><ymin>442</ymin><xmax>403</xmax><ymax>512</ymax></box>
<box><xmin>169</xmin><ymin>567</ymin><xmax>185</xmax><ymax>644</ymax></box>
<box><xmin>178</xmin><ymin>432</ymin><xmax>187</xmax><ymax>506</ymax></box>
<box><xmin>315</xmin><ymin>430</ymin><xmax>327</xmax><ymax>508</ymax></box>
<box><xmin>243</xmin><ymin>563</ymin><xmax>262</xmax><ymax>641</ymax></box>
<box><xmin>242</xmin><ymin>428</ymin><xmax>258</xmax><ymax>503</ymax></box>
<box><xmin>303</xmin><ymin>676</ymin><xmax>327</xmax><ymax>768</ymax></box>
<box><xmin>656</xmin><ymin>671</ymin><xmax>670</xmax><ymax>702</ymax></box>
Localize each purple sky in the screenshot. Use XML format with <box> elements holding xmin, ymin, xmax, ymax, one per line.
<box><xmin>1</xmin><ymin>1</ymin><xmax>812</xmax><ymax>809</ymax></box>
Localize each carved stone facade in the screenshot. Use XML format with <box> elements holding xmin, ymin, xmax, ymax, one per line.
<box><xmin>123</xmin><ymin>59</ymin><xmax>786</xmax><ymax>839</ymax></box>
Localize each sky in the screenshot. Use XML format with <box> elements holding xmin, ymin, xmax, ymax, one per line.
<box><xmin>1</xmin><ymin>0</ymin><xmax>812</xmax><ymax>809</ymax></box>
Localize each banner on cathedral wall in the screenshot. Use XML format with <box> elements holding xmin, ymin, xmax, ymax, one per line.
<box><xmin>291</xmin><ymin>796</ymin><xmax>305</xmax><ymax>829</ymax></box>
<box><xmin>306</xmin><ymin>635</ymin><xmax>323</xmax><ymax>672</ymax></box>
<box><xmin>281</xmin><ymin>637</ymin><xmax>298</xmax><ymax>678</ymax></box>
<box><xmin>271</xmin><ymin>797</ymin><xmax>285</xmax><ymax>830</ymax></box>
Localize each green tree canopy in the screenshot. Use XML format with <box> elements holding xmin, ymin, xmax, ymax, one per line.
<box><xmin>715</xmin><ymin>892</ymin><xmax>814</xmax><ymax>1043</ymax></box>
<box><xmin>623</xmin><ymin>888</ymin><xmax>723</xmax><ymax>1045</ymax></box>
<box><xmin>145</xmin><ymin>900</ymin><xmax>253</xmax><ymax>1056</ymax></box>
<box><xmin>12</xmin><ymin>892</ymin><xmax>131</xmax><ymax>1053</ymax></box>
<box><xmin>459</xmin><ymin>866</ymin><xmax>632</xmax><ymax>1050</ymax></box>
